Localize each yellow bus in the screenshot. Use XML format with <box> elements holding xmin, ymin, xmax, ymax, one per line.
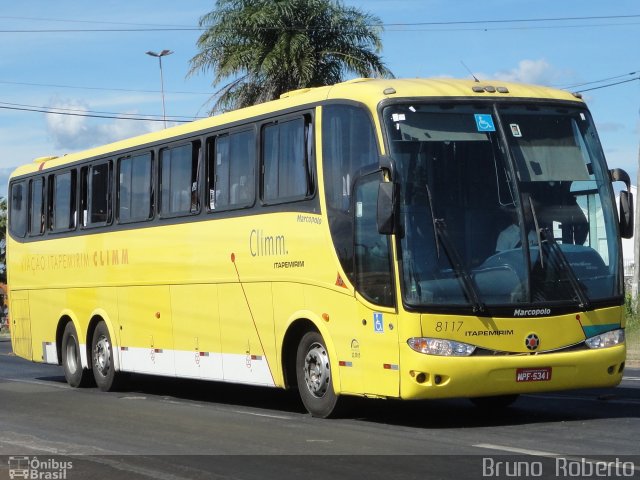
<box><xmin>7</xmin><ymin>78</ymin><xmax>634</xmax><ymax>417</ymax></box>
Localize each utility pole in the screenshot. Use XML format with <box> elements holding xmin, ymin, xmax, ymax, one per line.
<box><xmin>146</xmin><ymin>50</ymin><xmax>173</xmax><ymax>128</ymax></box>
<box><xmin>633</xmin><ymin>144</ymin><xmax>640</xmax><ymax>309</ymax></box>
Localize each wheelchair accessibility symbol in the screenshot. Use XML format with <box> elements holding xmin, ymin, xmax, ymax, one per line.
<box><xmin>474</xmin><ymin>114</ymin><xmax>496</xmax><ymax>132</ymax></box>
<box><xmin>373</xmin><ymin>312</ymin><xmax>384</xmax><ymax>333</ymax></box>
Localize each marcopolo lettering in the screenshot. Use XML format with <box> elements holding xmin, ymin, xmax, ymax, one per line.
<box><xmin>514</xmin><ymin>308</ymin><xmax>551</xmax><ymax>317</ymax></box>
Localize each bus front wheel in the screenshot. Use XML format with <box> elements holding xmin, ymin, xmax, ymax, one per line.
<box><xmin>91</xmin><ymin>321</ymin><xmax>121</xmax><ymax>391</ymax></box>
<box><xmin>296</xmin><ymin>331</ymin><xmax>341</xmax><ymax>418</ymax></box>
<box><xmin>61</xmin><ymin>322</ymin><xmax>92</xmax><ymax>388</ymax></box>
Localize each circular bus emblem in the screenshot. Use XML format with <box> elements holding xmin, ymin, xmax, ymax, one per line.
<box><xmin>525</xmin><ymin>333</ymin><xmax>540</xmax><ymax>351</ymax></box>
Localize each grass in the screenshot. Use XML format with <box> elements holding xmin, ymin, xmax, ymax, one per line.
<box><xmin>625</xmin><ymin>296</ymin><xmax>640</xmax><ymax>368</ymax></box>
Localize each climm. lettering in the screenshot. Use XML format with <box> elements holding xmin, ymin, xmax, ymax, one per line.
<box><xmin>250</xmin><ymin>229</ymin><xmax>287</xmax><ymax>257</ymax></box>
<box><xmin>93</xmin><ymin>249</ymin><xmax>129</xmax><ymax>266</ymax></box>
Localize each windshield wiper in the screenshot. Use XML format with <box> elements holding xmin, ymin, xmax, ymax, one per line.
<box><xmin>434</xmin><ymin>219</ymin><xmax>486</xmax><ymax>314</ymax></box>
<box><xmin>539</xmin><ymin>228</ymin><xmax>592</xmax><ymax>311</ymax></box>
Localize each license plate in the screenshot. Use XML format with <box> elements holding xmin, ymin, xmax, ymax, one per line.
<box><xmin>516</xmin><ymin>367</ymin><xmax>552</xmax><ymax>382</ymax></box>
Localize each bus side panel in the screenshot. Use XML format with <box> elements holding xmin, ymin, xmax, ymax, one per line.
<box><xmin>356</xmin><ymin>298</ymin><xmax>400</xmax><ymax>398</ymax></box>
<box><xmin>66</xmin><ymin>287</ymin><xmax>120</xmax><ymax>369</ymax></box>
<box><xmin>28</xmin><ymin>289</ymin><xmax>70</xmax><ymax>364</ymax></box>
<box><xmin>171</xmin><ymin>284</ymin><xmax>223</xmax><ymax>380</ymax></box>
<box><xmin>218</xmin><ymin>283</ymin><xmax>276</xmax><ymax>386</ymax></box>
<box><xmin>9</xmin><ymin>291</ymin><xmax>32</xmax><ymax>361</ymax></box>
<box><xmin>304</xmin><ymin>285</ymin><xmax>401</xmax><ymax>398</ymax></box>
<box><xmin>295</xmin><ymin>285</ymin><xmax>361</xmax><ymax>394</ymax></box>
<box><xmin>117</xmin><ymin>286</ymin><xmax>175</xmax><ymax>376</ymax></box>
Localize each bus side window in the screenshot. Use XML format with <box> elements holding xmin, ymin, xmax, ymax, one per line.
<box><xmin>47</xmin><ymin>170</ymin><xmax>77</xmax><ymax>232</ymax></box>
<box><xmin>28</xmin><ymin>177</ymin><xmax>45</xmax><ymax>236</ymax></box>
<box><xmin>9</xmin><ymin>181</ymin><xmax>28</xmax><ymax>238</ymax></box>
<box><xmin>118</xmin><ymin>152</ymin><xmax>153</xmax><ymax>223</ymax></box>
<box><xmin>80</xmin><ymin>162</ymin><xmax>112</xmax><ymax>227</ymax></box>
<box><xmin>353</xmin><ymin>173</ymin><xmax>394</xmax><ymax>307</ymax></box>
<box><xmin>261</xmin><ymin>116</ymin><xmax>312</xmax><ymax>203</ymax></box>
<box><xmin>207</xmin><ymin>129</ymin><xmax>255</xmax><ymax>211</ymax></box>
<box><xmin>159</xmin><ymin>141</ymin><xmax>200</xmax><ymax>217</ymax></box>
<box><xmin>322</xmin><ymin>104</ymin><xmax>379</xmax><ymax>282</ymax></box>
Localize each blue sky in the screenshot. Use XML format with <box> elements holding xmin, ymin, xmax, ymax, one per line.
<box><xmin>1</xmin><ymin>0</ymin><xmax>639</xmax><ymax>199</ymax></box>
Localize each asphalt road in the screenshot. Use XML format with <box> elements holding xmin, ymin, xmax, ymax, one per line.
<box><xmin>0</xmin><ymin>336</ymin><xmax>639</xmax><ymax>480</ymax></box>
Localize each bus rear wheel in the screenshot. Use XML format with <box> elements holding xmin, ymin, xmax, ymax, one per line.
<box><xmin>296</xmin><ymin>331</ymin><xmax>342</xmax><ymax>418</ymax></box>
<box><xmin>91</xmin><ymin>321</ymin><xmax>122</xmax><ymax>391</ymax></box>
<box><xmin>61</xmin><ymin>322</ymin><xmax>92</xmax><ymax>388</ymax></box>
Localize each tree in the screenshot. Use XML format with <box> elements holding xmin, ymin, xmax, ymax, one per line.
<box><xmin>0</xmin><ymin>197</ymin><xmax>6</xmax><ymax>283</ymax></box>
<box><xmin>189</xmin><ymin>0</ymin><xmax>393</xmax><ymax>113</ymax></box>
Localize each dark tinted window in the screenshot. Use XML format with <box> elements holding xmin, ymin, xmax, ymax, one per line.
<box><xmin>9</xmin><ymin>181</ymin><xmax>27</xmax><ymax>238</ymax></box>
<box><xmin>48</xmin><ymin>171</ymin><xmax>77</xmax><ymax>232</ymax></box>
<box><xmin>207</xmin><ymin>130</ymin><xmax>255</xmax><ymax>210</ymax></box>
<box><xmin>322</xmin><ymin>104</ymin><xmax>378</xmax><ymax>281</ymax></box>
<box><xmin>118</xmin><ymin>153</ymin><xmax>153</xmax><ymax>222</ymax></box>
<box><xmin>262</xmin><ymin>117</ymin><xmax>312</xmax><ymax>202</ymax></box>
<box><xmin>159</xmin><ymin>142</ymin><xmax>200</xmax><ymax>216</ymax></box>
<box><xmin>29</xmin><ymin>178</ymin><xmax>45</xmax><ymax>236</ymax></box>
<box><xmin>354</xmin><ymin>173</ymin><xmax>394</xmax><ymax>306</ymax></box>
<box><xmin>81</xmin><ymin>162</ymin><xmax>112</xmax><ymax>227</ymax></box>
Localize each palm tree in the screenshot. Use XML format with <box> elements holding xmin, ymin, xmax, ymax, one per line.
<box><xmin>189</xmin><ymin>0</ymin><xmax>393</xmax><ymax>113</ymax></box>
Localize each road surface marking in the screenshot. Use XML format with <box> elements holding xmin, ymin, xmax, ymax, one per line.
<box><xmin>474</xmin><ymin>444</ymin><xmax>560</xmax><ymax>457</ymax></box>
<box><xmin>524</xmin><ymin>393</ymin><xmax>640</xmax><ymax>405</ymax></box>
<box><xmin>0</xmin><ymin>377</ymin><xmax>69</xmax><ymax>390</ymax></box>
<box><xmin>231</xmin><ymin>409</ymin><xmax>293</xmax><ymax>420</ymax></box>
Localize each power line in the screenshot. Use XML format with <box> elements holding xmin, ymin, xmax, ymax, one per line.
<box><xmin>573</xmin><ymin>76</ymin><xmax>640</xmax><ymax>93</ymax></box>
<box><xmin>382</xmin><ymin>13</ymin><xmax>640</xmax><ymax>26</ymax></box>
<box><xmin>0</xmin><ymin>101</ymin><xmax>203</xmax><ymax>121</ymax></box>
<box><xmin>0</xmin><ymin>102</ymin><xmax>198</xmax><ymax>123</ymax></box>
<box><xmin>0</xmin><ymin>13</ymin><xmax>639</xmax><ymax>33</ymax></box>
<box><xmin>560</xmin><ymin>71</ymin><xmax>639</xmax><ymax>90</ymax></box>
<box><xmin>0</xmin><ymin>79</ymin><xmax>212</xmax><ymax>96</ymax></box>
<box><xmin>0</xmin><ymin>27</ymin><xmax>201</xmax><ymax>33</ymax></box>
<box><xmin>0</xmin><ymin>15</ymin><xmax>192</xmax><ymax>28</ymax></box>
<box><xmin>384</xmin><ymin>21</ymin><xmax>640</xmax><ymax>33</ymax></box>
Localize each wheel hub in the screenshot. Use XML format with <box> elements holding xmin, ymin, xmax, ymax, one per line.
<box><xmin>303</xmin><ymin>342</ymin><xmax>330</xmax><ymax>398</ymax></box>
<box><xmin>93</xmin><ymin>335</ymin><xmax>111</xmax><ymax>377</ymax></box>
<box><xmin>65</xmin><ymin>338</ymin><xmax>78</xmax><ymax>374</ymax></box>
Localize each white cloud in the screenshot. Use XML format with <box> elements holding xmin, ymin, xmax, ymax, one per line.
<box><xmin>45</xmin><ymin>98</ymin><xmax>162</xmax><ymax>151</ymax></box>
<box><xmin>493</xmin><ymin>59</ymin><xmax>569</xmax><ymax>86</ymax></box>
<box><xmin>596</xmin><ymin>122</ymin><xmax>627</xmax><ymax>133</ymax></box>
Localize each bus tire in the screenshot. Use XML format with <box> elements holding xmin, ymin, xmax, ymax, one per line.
<box><xmin>61</xmin><ymin>322</ymin><xmax>92</xmax><ymax>388</ymax></box>
<box><xmin>470</xmin><ymin>394</ymin><xmax>519</xmax><ymax>410</ymax></box>
<box><xmin>91</xmin><ymin>321</ymin><xmax>121</xmax><ymax>391</ymax></box>
<box><xmin>296</xmin><ymin>331</ymin><xmax>341</xmax><ymax>418</ymax></box>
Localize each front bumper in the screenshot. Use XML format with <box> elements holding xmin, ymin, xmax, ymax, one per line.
<box><xmin>399</xmin><ymin>343</ymin><xmax>626</xmax><ymax>400</ymax></box>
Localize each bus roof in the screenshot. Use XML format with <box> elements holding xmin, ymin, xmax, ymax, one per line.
<box><xmin>10</xmin><ymin>78</ymin><xmax>583</xmax><ymax>178</ymax></box>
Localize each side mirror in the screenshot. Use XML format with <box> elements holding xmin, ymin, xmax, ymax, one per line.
<box><xmin>619</xmin><ymin>190</ymin><xmax>634</xmax><ymax>239</ymax></box>
<box><xmin>609</xmin><ymin>168</ymin><xmax>634</xmax><ymax>239</ymax></box>
<box><xmin>377</xmin><ymin>182</ymin><xmax>396</xmax><ymax>235</ymax></box>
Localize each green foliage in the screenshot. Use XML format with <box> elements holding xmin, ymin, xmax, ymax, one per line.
<box><xmin>189</xmin><ymin>0</ymin><xmax>393</xmax><ymax>113</ymax></box>
<box><xmin>0</xmin><ymin>197</ymin><xmax>6</xmax><ymax>234</ymax></box>
<box><xmin>0</xmin><ymin>198</ymin><xmax>6</xmax><ymax>283</ymax></box>
<box><xmin>626</xmin><ymin>295</ymin><xmax>640</xmax><ymax>330</ymax></box>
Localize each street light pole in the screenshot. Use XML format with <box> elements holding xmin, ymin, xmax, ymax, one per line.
<box><xmin>146</xmin><ymin>49</ymin><xmax>173</xmax><ymax>128</ymax></box>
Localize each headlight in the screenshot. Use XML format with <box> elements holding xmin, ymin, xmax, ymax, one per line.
<box><xmin>407</xmin><ymin>337</ymin><xmax>476</xmax><ymax>356</ymax></box>
<box><xmin>585</xmin><ymin>329</ymin><xmax>625</xmax><ymax>349</ymax></box>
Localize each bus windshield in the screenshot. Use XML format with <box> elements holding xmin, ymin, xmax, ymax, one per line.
<box><xmin>383</xmin><ymin>102</ymin><xmax>621</xmax><ymax>313</ymax></box>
